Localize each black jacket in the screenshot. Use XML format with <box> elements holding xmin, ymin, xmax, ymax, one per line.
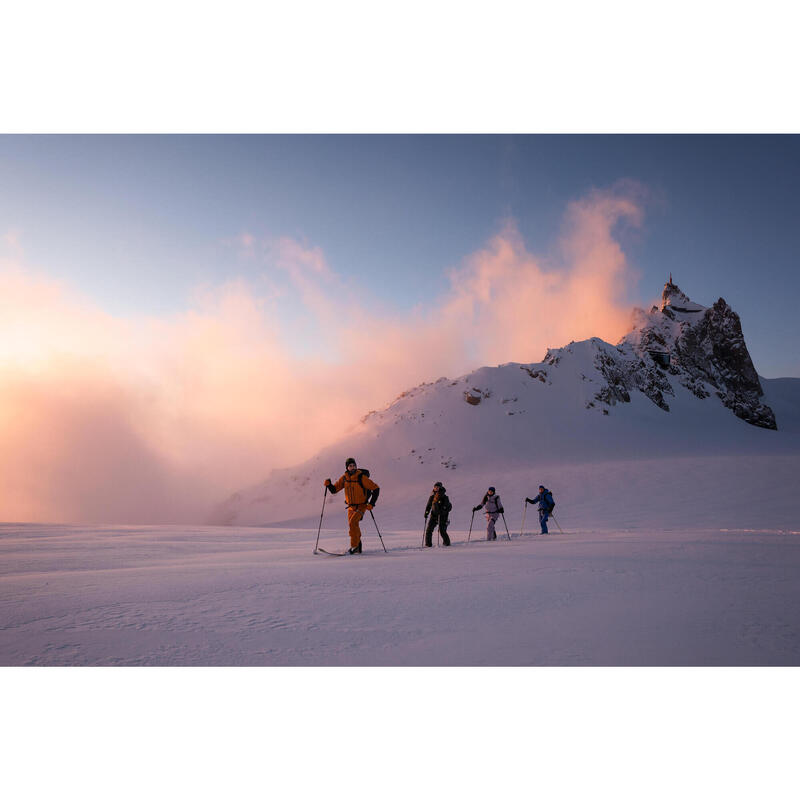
<box><xmin>425</xmin><ymin>490</ymin><xmax>452</xmax><ymax>519</ymax></box>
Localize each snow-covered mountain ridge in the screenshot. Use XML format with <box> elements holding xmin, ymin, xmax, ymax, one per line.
<box><xmin>213</xmin><ymin>280</ymin><xmax>799</xmax><ymax>529</ymax></box>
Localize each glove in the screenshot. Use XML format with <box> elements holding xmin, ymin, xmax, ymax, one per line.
<box><xmin>424</xmin><ymin>512</ymin><xmax>429</xmax><ymax>519</ymax></box>
<box><xmin>324</xmin><ymin>478</ymin><xmax>332</xmax><ymax>487</ymax></box>
<box><xmin>525</xmin><ymin>497</ymin><xmax>533</xmax><ymax>504</ymax></box>
<box><xmin>365</xmin><ymin>503</ymin><xmax>374</xmax><ymax>511</ymax></box>
<box><xmin>498</xmin><ymin>508</ymin><xmax>505</xmax><ymax>514</ymax></box>
<box><xmin>473</xmin><ymin>505</ymin><xmax>481</xmax><ymax>512</ymax></box>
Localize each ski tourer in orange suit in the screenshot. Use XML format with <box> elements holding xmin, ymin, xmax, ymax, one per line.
<box><xmin>324</xmin><ymin>458</ymin><xmax>380</xmax><ymax>554</ymax></box>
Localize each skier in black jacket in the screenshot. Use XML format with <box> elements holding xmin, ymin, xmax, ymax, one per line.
<box><xmin>424</xmin><ymin>482</ymin><xmax>452</xmax><ymax>547</ymax></box>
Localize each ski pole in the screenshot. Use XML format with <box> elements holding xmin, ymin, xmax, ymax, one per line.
<box><xmin>551</xmin><ymin>512</ymin><xmax>564</xmax><ymax>534</ymax></box>
<box><xmin>369</xmin><ymin>509</ymin><xmax>388</xmax><ymax>553</ymax></box>
<box><xmin>314</xmin><ymin>486</ymin><xmax>329</xmax><ymax>554</ymax></box>
<box><xmin>467</xmin><ymin>509</ymin><xmax>475</xmax><ymax>542</ymax></box>
<box><xmin>501</xmin><ymin>512</ymin><xmax>511</xmax><ymax>541</ymax></box>
<box><xmin>520</xmin><ymin>501</ymin><xmax>527</xmax><ymax>536</ymax></box>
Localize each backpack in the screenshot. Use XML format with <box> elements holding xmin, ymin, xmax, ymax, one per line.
<box><xmin>544</xmin><ymin>489</ymin><xmax>555</xmax><ymax>513</ymax></box>
<box><xmin>354</xmin><ymin>468</ymin><xmax>378</xmax><ymax>505</ymax></box>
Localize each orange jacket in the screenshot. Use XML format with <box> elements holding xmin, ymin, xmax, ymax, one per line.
<box><xmin>331</xmin><ymin>470</ymin><xmax>379</xmax><ymax>507</ymax></box>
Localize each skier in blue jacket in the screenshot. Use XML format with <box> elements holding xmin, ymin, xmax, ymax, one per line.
<box><xmin>525</xmin><ymin>485</ymin><xmax>555</xmax><ymax>534</ymax></box>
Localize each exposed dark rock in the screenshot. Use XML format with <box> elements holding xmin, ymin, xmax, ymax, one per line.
<box><xmin>517</xmin><ymin>282</ymin><xmax>776</xmax><ymax>428</ymax></box>
<box><xmin>521</xmin><ymin>366</ymin><xmax>548</xmax><ymax>383</ymax></box>
<box><xmin>670</xmin><ymin>297</ymin><xmax>776</xmax><ymax>428</ymax></box>
<box><xmin>464</xmin><ymin>391</ymin><xmax>481</xmax><ymax>405</ymax></box>
<box><xmin>592</xmin><ymin>347</ymin><xmax>672</xmax><ymax>411</ymax></box>
<box><xmin>576</xmin><ymin>280</ymin><xmax>775</xmax><ymax>428</ymax></box>
<box><xmin>543</xmin><ymin>350</ymin><xmax>561</xmax><ymax>367</ymax></box>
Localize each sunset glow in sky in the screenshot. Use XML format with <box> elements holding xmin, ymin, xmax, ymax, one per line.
<box><xmin>1</xmin><ymin>135</ymin><xmax>798</xmax><ymax>523</ymax></box>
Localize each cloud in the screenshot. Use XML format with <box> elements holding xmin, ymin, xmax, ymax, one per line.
<box><xmin>363</xmin><ymin>181</ymin><xmax>644</xmax><ymax>370</ymax></box>
<box><xmin>0</xmin><ymin>184</ymin><xmax>646</xmax><ymax>524</ymax></box>
<box><xmin>445</xmin><ymin>183</ymin><xmax>644</xmax><ymax>365</ymax></box>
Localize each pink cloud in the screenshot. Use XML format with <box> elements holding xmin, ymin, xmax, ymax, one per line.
<box><xmin>0</xmin><ymin>184</ymin><xmax>647</xmax><ymax>524</ymax></box>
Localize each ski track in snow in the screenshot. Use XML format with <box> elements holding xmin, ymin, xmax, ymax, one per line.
<box><xmin>2</xmin><ymin>524</ymin><xmax>800</xmax><ymax>666</ymax></box>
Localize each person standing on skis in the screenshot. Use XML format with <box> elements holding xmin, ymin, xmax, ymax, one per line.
<box><xmin>526</xmin><ymin>485</ymin><xmax>555</xmax><ymax>534</ymax></box>
<box><xmin>473</xmin><ymin>486</ymin><xmax>504</xmax><ymax>541</ymax></box>
<box><xmin>324</xmin><ymin>457</ymin><xmax>380</xmax><ymax>554</ymax></box>
<box><xmin>424</xmin><ymin>481</ymin><xmax>452</xmax><ymax>547</ymax></box>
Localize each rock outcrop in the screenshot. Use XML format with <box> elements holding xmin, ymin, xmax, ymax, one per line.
<box><xmin>594</xmin><ymin>278</ymin><xmax>778</xmax><ymax>428</ymax></box>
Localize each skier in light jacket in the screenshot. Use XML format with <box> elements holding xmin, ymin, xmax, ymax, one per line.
<box><xmin>473</xmin><ymin>486</ymin><xmax>504</xmax><ymax>541</ymax></box>
<box><xmin>526</xmin><ymin>485</ymin><xmax>555</xmax><ymax>534</ymax></box>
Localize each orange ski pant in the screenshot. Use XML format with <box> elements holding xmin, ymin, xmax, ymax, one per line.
<box><xmin>347</xmin><ymin>505</ymin><xmax>367</xmax><ymax>548</ymax></box>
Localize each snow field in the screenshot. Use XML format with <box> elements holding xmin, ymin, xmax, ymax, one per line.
<box><xmin>2</xmin><ymin>523</ymin><xmax>800</xmax><ymax>666</ymax></box>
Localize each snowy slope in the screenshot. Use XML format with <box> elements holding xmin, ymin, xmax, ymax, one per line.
<box><xmin>214</xmin><ymin>281</ymin><xmax>800</xmax><ymax>532</ymax></box>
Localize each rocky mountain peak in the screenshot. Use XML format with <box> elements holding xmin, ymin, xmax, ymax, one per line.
<box><xmin>616</xmin><ymin>281</ymin><xmax>776</xmax><ymax>429</ymax></box>
<box><xmin>660</xmin><ymin>276</ymin><xmax>706</xmax><ymax>313</ymax></box>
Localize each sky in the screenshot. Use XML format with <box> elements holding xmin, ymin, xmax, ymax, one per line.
<box><xmin>1</xmin><ymin>134</ymin><xmax>798</xmax><ymax>523</ymax></box>
<box><xmin>2</xmin><ymin>135</ymin><xmax>799</xmax><ymax>371</ymax></box>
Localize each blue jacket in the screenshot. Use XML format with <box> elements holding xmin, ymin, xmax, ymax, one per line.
<box><xmin>530</xmin><ymin>490</ymin><xmax>554</xmax><ymax>513</ymax></box>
